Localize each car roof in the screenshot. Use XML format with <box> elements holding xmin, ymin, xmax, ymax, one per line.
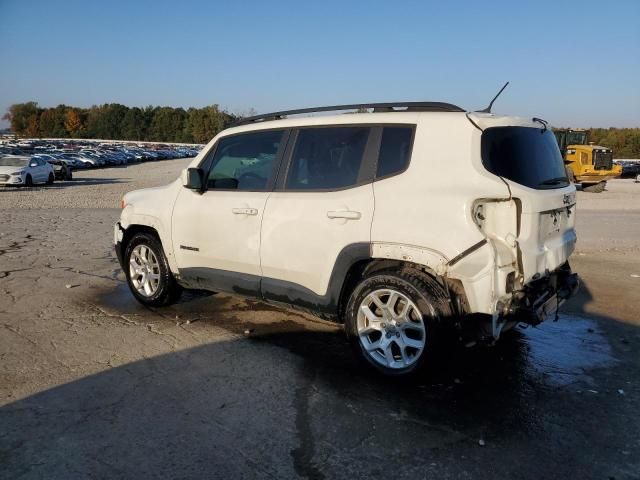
<box><xmin>221</xmin><ymin>110</ymin><xmax>543</xmax><ymax>138</ymax></box>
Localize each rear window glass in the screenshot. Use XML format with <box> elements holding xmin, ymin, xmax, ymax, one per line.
<box><xmin>481</xmin><ymin>127</ymin><xmax>569</xmax><ymax>189</ymax></box>
<box><xmin>286</xmin><ymin>127</ymin><xmax>369</xmax><ymax>190</ymax></box>
<box><xmin>376</xmin><ymin>127</ymin><xmax>413</xmax><ymax>178</ymax></box>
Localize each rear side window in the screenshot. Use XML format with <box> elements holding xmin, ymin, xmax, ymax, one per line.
<box><xmin>286</xmin><ymin>127</ymin><xmax>369</xmax><ymax>190</ymax></box>
<box><xmin>481</xmin><ymin>127</ymin><xmax>569</xmax><ymax>189</ymax></box>
<box><xmin>376</xmin><ymin>127</ymin><xmax>413</xmax><ymax>178</ymax></box>
<box><xmin>206</xmin><ymin>130</ymin><xmax>285</xmax><ymax>191</ymax></box>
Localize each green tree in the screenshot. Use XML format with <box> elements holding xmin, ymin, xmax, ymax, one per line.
<box><xmin>121</xmin><ymin>107</ymin><xmax>146</xmax><ymax>141</ymax></box>
<box><xmin>3</xmin><ymin>102</ymin><xmax>41</xmax><ymax>136</ymax></box>
<box><xmin>149</xmin><ymin>107</ymin><xmax>187</xmax><ymax>142</ymax></box>
<box><xmin>84</xmin><ymin>103</ymin><xmax>128</xmax><ymax>139</ymax></box>
<box><xmin>38</xmin><ymin>105</ymin><xmax>67</xmax><ymax>137</ymax></box>
<box><xmin>185</xmin><ymin>105</ymin><xmax>234</xmax><ymax>143</ymax></box>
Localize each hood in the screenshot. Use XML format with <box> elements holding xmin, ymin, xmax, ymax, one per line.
<box><xmin>0</xmin><ymin>165</ymin><xmax>26</xmax><ymax>174</ymax></box>
<box><xmin>123</xmin><ymin>181</ymin><xmax>180</xmax><ymax>207</ymax></box>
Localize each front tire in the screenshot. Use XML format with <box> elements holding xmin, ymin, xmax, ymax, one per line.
<box><xmin>47</xmin><ymin>173</ymin><xmax>54</xmax><ymax>185</ymax></box>
<box><xmin>124</xmin><ymin>232</ymin><xmax>182</xmax><ymax>307</ymax></box>
<box><xmin>344</xmin><ymin>268</ymin><xmax>453</xmax><ymax>376</ymax></box>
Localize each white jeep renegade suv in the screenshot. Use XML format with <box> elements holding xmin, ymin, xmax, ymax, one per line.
<box><xmin>115</xmin><ymin>102</ymin><xmax>579</xmax><ymax>376</ymax></box>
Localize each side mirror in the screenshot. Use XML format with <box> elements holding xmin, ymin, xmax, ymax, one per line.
<box><xmin>182</xmin><ymin>168</ymin><xmax>205</xmax><ymax>192</ymax></box>
<box><xmin>30</xmin><ymin>162</ymin><xmax>38</xmax><ymax>168</ymax></box>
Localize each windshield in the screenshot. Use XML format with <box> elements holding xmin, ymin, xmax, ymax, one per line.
<box><xmin>566</xmin><ymin>131</ymin><xmax>587</xmax><ymax>145</ymax></box>
<box><xmin>0</xmin><ymin>157</ymin><xmax>29</xmax><ymax>167</ymax></box>
<box><xmin>481</xmin><ymin>127</ymin><xmax>569</xmax><ymax>189</ymax></box>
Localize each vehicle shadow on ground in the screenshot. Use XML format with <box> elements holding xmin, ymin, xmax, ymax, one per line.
<box><xmin>3</xmin><ymin>278</ymin><xmax>636</xmax><ymax>478</ymax></box>
<box><xmin>0</xmin><ymin>276</ymin><xmax>635</xmax><ymax>478</ymax></box>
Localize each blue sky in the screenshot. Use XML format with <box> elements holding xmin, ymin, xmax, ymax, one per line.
<box><xmin>1</xmin><ymin>0</ymin><xmax>638</xmax><ymax>128</ymax></box>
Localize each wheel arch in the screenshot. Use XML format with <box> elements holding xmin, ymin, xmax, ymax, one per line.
<box><xmin>337</xmin><ymin>257</ymin><xmax>469</xmax><ymax>321</ymax></box>
<box><xmin>118</xmin><ymin>223</ymin><xmax>179</xmax><ymax>274</ymax></box>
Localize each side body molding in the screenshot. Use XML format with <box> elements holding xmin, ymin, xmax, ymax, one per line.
<box><xmin>176</xmin><ymin>243</ymin><xmax>373</xmax><ymax>320</ymax></box>
<box><xmin>370</xmin><ymin>242</ymin><xmax>449</xmax><ymax>275</ymax></box>
<box><xmin>261</xmin><ymin>242</ymin><xmax>372</xmax><ymax>319</ymax></box>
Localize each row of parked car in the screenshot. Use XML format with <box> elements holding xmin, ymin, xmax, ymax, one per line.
<box><xmin>0</xmin><ymin>141</ymin><xmax>201</xmax><ymax>186</ymax></box>
<box><xmin>614</xmin><ymin>160</ymin><xmax>640</xmax><ymax>179</ymax></box>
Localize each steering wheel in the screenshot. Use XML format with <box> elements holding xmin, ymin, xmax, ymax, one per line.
<box><xmin>238</xmin><ymin>172</ymin><xmax>264</xmax><ymax>188</ymax></box>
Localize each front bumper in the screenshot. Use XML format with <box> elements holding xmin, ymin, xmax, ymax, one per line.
<box><xmin>114</xmin><ymin>222</ymin><xmax>125</xmax><ymax>269</ymax></box>
<box><xmin>0</xmin><ymin>175</ymin><xmax>24</xmax><ymax>185</ymax></box>
<box><xmin>509</xmin><ymin>262</ymin><xmax>579</xmax><ymax>325</ymax></box>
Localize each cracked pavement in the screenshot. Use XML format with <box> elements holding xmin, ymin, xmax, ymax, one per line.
<box><xmin>1</xmin><ymin>162</ymin><xmax>639</xmax><ymax>479</ymax></box>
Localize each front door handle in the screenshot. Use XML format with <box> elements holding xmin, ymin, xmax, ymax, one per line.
<box><xmin>232</xmin><ymin>207</ymin><xmax>258</xmax><ymax>216</ymax></box>
<box><xmin>327</xmin><ymin>210</ymin><xmax>361</xmax><ymax>220</ymax></box>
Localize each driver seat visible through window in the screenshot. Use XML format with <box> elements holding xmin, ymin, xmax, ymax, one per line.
<box><xmin>206</xmin><ymin>130</ymin><xmax>285</xmax><ymax>191</ymax></box>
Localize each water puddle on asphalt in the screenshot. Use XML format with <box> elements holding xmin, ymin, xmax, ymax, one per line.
<box><xmin>519</xmin><ymin>315</ymin><xmax>617</xmax><ymax>387</ymax></box>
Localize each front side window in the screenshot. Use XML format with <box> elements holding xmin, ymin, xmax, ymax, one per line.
<box><xmin>286</xmin><ymin>127</ymin><xmax>369</xmax><ymax>190</ymax></box>
<box><xmin>376</xmin><ymin>127</ymin><xmax>413</xmax><ymax>178</ymax></box>
<box><xmin>481</xmin><ymin>127</ymin><xmax>569</xmax><ymax>189</ymax></box>
<box><xmin>206</xmin><ymin>130</ymin><xmax>285</xmax><ymax>191</ymax></box>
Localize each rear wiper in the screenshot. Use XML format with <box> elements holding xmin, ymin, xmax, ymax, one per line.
<box><xmin>533</xmin><ymin>117</ymin><xmax>548</xmax><ymax>132</ymax></box>
<box><xmin>539</xmin><ymin>176</ymin><xmax>568</xmax><ymax>185</ymax></box>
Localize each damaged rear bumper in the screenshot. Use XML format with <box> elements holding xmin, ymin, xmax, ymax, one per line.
<box><xmin>508</xmin><ymin>262</ymin><xmax>579</xmax><ymax>325</ymax></box>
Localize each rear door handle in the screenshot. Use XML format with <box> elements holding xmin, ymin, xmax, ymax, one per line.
<box><xmin>327</xmin><ymin>210</ymin><xmax>361</xmax><ymax>220</ymax></box>
<box><xmin>232</xmin><ymin>207</ymin><xmax>258</xmax><ymax>216</ymax></box>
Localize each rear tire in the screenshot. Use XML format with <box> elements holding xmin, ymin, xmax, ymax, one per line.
<box><xmin>344</xmin><ymin>267</ymin><xmax>453</xmax><ymax>377</ymax></box>
<box><xmin>582</xmin><ymin>181</ymin><xmax>606</xmax><ymax>193</ymax></box>
<box><xmin>47</xmin><ymin>173</ymin><xmax>54</xmax><ymax>185</ymax></box>
<box><xmin>124</xmin><ymin>232</ymin><xmax>182</xmax><ymax>307</ymax></box>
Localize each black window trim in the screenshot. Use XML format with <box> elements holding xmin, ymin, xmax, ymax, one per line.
<box><xmin>372</xmin><ymin>124</ymin><xmax>416</xmax><ymax>182</ymax></box>
<box><xmin>274</xmin><ymin>123</ymin><xmax>417</xmax><ymax>193</ymax></box>
<box><xmin>197</xmin><ymin>128</ymin><xmax>291</xmax><ymax>193</ymax></box>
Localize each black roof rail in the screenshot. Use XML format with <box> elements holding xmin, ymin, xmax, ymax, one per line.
<box><xmin>233</xmin><ymin>101</ymin><xmax>465</xmax><ymax>126</ymax></box>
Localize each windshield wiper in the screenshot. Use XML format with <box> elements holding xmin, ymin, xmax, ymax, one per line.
<box><xmin>539</xmin><ymin>177</ymin><xmax>569</xmax><ymax>185</ymax></box>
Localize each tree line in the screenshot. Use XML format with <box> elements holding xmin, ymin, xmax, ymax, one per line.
<box><xmin>587</xmin><ymin>128</ymin><xmax>640</xmax><ymax>159</ymax></box>
<box><xmin>2</xmin><ymin>102</ymin><xmax>246</xmax><ymax>144</ymax></box>
<box><xmin>3</xmin><ymin>102</ymin><xmax>640</xmax><ymax>156</ymax></box>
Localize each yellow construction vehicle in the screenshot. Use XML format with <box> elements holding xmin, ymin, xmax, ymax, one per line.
<box><xmin>554</xmin><ymin>128</ymin><xmax>621</xmax><ymax>192</ymax></box>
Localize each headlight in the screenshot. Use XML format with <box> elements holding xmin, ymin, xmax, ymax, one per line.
<box><xmin>10</xmin><ymin>171</ymin><xmax>23</xmax><ymax>176</ymax></box>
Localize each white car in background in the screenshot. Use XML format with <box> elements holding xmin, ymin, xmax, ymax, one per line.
<box><xmin>0</xmin><ymin>156</ymin><xmax>55</xmax><ymax>186</ymax></box>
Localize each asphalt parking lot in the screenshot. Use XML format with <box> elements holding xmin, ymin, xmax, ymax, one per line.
<box><xmin>1</xmin><ymin>161</ymin><xmax>639</xmax><ymax>479</ymax></box>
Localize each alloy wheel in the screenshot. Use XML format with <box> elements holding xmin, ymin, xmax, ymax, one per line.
<box><xmin>129</xmin><ymin>244</ymin><xmax>161</xmax><ymax>297</ymax></box>
<box><xmin>356</xmin><ymin>288</ymin><xmax>427</xmax><ymax>369</ymax></box>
